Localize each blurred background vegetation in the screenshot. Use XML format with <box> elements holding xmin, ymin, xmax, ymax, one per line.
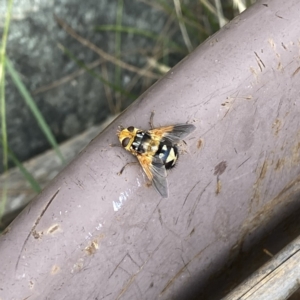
<box><xmin>0</xmin><ymin>0</ymin><xmax>255</xmax><ymax>230</ymax></box>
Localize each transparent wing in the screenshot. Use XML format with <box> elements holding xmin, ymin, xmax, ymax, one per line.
<box><xmin>137</xmin><ymin>155</ymin><xmax>168</xmax><ymax>198</ymax></box>
<box><xmin>149</xmin><ymin>124</ymin><xmax>195</xmax><ymax>143</ymax></box>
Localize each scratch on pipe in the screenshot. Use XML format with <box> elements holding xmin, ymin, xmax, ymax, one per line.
<box><xmin>115</xmin><ymin>274</ymin><xmax>138</xmax><ymax>300</ymax></box>
<box><xmin>175</xmin><ymin>180</ymin><xmax>201</xmax><ymax>225</ymax></box>
<box><xmin>281</xmin><ymin>42</ymin><xmax>287</xmax><ymax>50</ymax></box>
<box><xmin>109</xmin><ymin>253</ymin><xmax>128</xmax><ymax>279</ymax></box>
<box><xmin>115</xmin><ymin>239</ymin><xmax>164</xmax><ymax>300</ymax></box>
<box><xmin>15</xmin><ymin>189</ymin><xmax>60</xmax><ymax>271</ymax></box>
<box><xmin>158</xmin><ymin>208</ymin><xmax>163</xmax><ymax>226</ymax></box>
<box><xmin>292</xmin><ymin>66</ymin><xmax>300</xmax><ymax>77</ymax></box>
<box><xmin>254</xmin><ymin>51</ymin><xmax>265</xmax><ymax>71</ymax></box>
<box><xmin>182</xmin><ymin>180</ymin><xmax>202</xmax><ymax>208</ymax></box>
<box><xmin>187</xmin><ymin>181</ymin><xmax>212</xmax><ymax>229</ymax></box>
<box><xmin>160</xmin><ymin>261</ymin><xmax>190</xmax><ymax>295</ymax></box>
<box><xmin>159</xmin><ymin>242</ymin><xmax>214</xmax><ymax>296</ymax></box>
<box><xmin>237</xmin><ymin>156</ymin><xmax>251</xmax><ymax>169</ymax></box>
<box><xmin>140</xmin><ymin>198</ymin><xmax>163</xmax><ymax>233</ymax></box>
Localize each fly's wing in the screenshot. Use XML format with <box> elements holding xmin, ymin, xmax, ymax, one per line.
<box><xmin>149</xmin><ymin>124</ymin><xmax>195</xmax><ymax>143</ymax></box>
<box><xmin>137</xmin><ymin>155</ymin><xmax>168</xmax><ymax>198</ymax></box>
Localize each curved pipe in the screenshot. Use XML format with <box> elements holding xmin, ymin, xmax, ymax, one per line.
<box><xmin>1</xmin><ymin>1</ymin><xmax>300</xmax><ymax>299</ymax></box>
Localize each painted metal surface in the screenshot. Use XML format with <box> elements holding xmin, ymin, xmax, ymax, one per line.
<box><xmin>1</xmin><ymin>0</ymin><xmax>300</xmax><ymax>299</ymax></box>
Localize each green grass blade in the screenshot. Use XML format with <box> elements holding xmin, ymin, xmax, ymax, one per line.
<box><xmin>59</xmin><ymin>43</ymin><xmax>136</xmax><ymax>99</ymax></box>
<box><xmin>0</xmin><ymin>0</ymin><xmax>14</xmax><ymax>220</ymax></box>
<box><xmin>115</xmin><ymin>0</ymin><xmax>123</xmax><ymax>89</ymax></box>
<box><xmin>0</xmin><ymin>68</ymin><xmax>7</xmax><ymax>219</ymax></box>
<box><xmin>0</xmin><ymin>58</ymin><xmax>7</xmax><ymax>172</ymax></box>
<box><xmin>155</xmin><ymin>0</ymin><xmax>207</xmax><ymax>34</ymax></box>
<box><xmin>5</xmin><ymin>58</ymin><xmax>65</xmax><ymax>164</ymax></box>
<box><xmin>7</xmin><ymin>147</ymin><xmax>41</xmax><ymax>193</ymax></box>
<box><xmin>173</xmin><ymin>0</ymin><xmax>193</xmax><ymax>52</ymax></box>
<box><xmin>95</xmin><ymin>25</ymin><xmax>185</xmax><ymax>53</ymax></box>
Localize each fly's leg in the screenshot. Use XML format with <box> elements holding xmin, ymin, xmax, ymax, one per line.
<box><xmin>118</xmin><ymin>162</ymin><xmax>139</xmax><ymax>175</ymax></box>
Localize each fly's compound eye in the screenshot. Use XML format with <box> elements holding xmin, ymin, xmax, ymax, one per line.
<box><xmin>127</xmin><ymin>126</ymin><xmax>134</xmax><ymax>132</ymax></box>
<box><xmin>122</xmin><ymin>137</ymin><xmax>130</xmax><ymax>148</ymax></box>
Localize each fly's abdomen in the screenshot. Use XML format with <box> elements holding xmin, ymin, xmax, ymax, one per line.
<box><xmin>156</xmin><ymin>141</ymin><xmax>178</xmax><ymax>169</ymax></box>
<box><xmin>131</xmin><ymin>131</ymin><xmax>153</xmax><ymax>154</ymax></box>
<box><xmin>131</xmin><ymin>130</ymin><xmax>179</xmax><ymax>169</ymax></box>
